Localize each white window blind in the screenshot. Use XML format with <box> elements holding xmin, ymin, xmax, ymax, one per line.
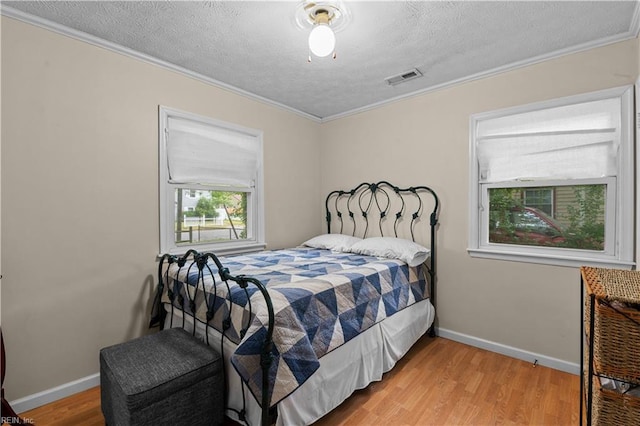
<box><xmin>475</xmin><ymin>98</ymin><xmax>620</xmax><ymax>183</ymax></box>
<box><xmin>166</xmin><ymin>116</ymin><xmax>260</xmax><ymax>187</ymax></box>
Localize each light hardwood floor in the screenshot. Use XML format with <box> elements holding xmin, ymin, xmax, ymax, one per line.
<box><xmin>13</xmin><ymin>337</ymin><xmax>580</xmax><ymax>426</ymax></box>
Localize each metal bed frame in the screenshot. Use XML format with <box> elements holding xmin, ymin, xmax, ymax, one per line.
<box><xmin>151</xmin><ymin>181</ymin><xmax>439</xmax><ymax>426</ymax></box>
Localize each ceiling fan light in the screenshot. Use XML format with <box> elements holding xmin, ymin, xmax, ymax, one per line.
<box><xmin>308</xmin><ymin>24</ymin><xmax>335</xmax><ymax>57</ymax></box>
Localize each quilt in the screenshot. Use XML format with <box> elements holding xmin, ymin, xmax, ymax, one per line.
<box><xmin>159</xmin><ymin>247</ymin><xmax>429</xmax><ymax>407</ymax></box>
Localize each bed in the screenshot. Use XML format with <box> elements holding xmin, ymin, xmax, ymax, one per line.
<box><xmin>149</xmin><ymin>181</ymin><xmax>440</xmax><ymax>426</ymax></box>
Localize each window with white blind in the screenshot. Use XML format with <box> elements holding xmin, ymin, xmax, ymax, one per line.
<box><xmin>468</xmin><ymin>86</ymin><xmax>634</xmax><ymax>268</ymax></box>
<box><xmin>159</xmin><ymin>106</ymin><xmax>265</xmax><ymax>255</ymax></box>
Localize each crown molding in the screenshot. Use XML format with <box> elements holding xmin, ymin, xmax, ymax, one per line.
<box><xmin>0</xmin><ymin>6</ymin><xmax>323</xmax><ymax>124</ymax></box>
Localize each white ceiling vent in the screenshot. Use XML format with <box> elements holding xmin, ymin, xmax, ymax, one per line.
<box><xmin>385</xmin><ymin>68</ymin><xmax>423</xmax><ymax>86</ymax></box>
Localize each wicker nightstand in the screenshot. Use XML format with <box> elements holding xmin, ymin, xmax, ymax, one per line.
<box><xmin>580</xmin><ymin>266</ymin><xmax>640</xmax><ymax>425</ymax></box>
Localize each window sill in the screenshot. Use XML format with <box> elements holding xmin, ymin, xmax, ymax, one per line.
<box><xmin>160</xmin><ymin>241</ymin><xmax>267</xmax><ymax>258</ymax></box>
<box><xmin>467</xmin><ymin>247</ymin><xmax>634</xmax><ymax>269</ymax></box>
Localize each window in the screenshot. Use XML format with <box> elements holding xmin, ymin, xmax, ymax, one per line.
<box><xmin>523</xmin><ymin>188</ymin><xmax>553</xmax><ymax>216</ymax></box>
<box><xmin>159</xmin><ymin>106</ymin><xmax>264</xmax><ymax>255</ymax></box>
<box><xmin>469</xmin><ymin>86</ymin><xmax>634</xmax><ymax>268</ymax></box>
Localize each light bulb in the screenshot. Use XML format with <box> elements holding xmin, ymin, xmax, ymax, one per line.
<box><xmin>308</xmin><ymin>24</ymin><xmax>335</xmax><ymax>57</ymax></box>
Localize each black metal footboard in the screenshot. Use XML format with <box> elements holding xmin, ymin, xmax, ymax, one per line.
<box><xmin>151</xmin><ymin>250</ymin><xmax>275</xmax><ymax>426</ymax></box>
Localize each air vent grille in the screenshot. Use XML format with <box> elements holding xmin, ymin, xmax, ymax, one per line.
<box><xmin>385</xmin><ymin>68</ymin><xmax>423</xmax><ymax>86</ymax></box>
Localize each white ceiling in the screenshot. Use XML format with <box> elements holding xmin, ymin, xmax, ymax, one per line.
<box><xmin>3</xmin><ymin>1</ymin><xmax>639</xmax><ymax>121</ymax></box>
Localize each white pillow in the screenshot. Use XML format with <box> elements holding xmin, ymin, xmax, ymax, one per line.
<box><xmin>348</xmin><ymin>237</ymin><xmax>430</xmax><ymax>267</ymax></box>
<box><xmin>302</xmin><ymin>234</ymin><xmax>363</xmax><ymax>252</ymax></box>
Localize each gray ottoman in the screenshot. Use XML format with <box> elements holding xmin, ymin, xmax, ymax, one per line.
<box><xmin>100</xmin><ymin>328</ymin><xmax>224</xmax><ymax>426</ymax></box>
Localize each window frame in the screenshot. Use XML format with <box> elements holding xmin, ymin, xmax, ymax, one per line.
<box><xmin>468</xmin><ymin>86</ymin><xmax>634</xmax><ymax>268</ymax></box>
<box><xmin>159</xmin><ymin>106</ymin><xmax>265</xmax><ymax>256</ymax></box>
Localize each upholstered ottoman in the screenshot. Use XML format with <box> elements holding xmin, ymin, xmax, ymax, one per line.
<box><xmin>100</xmin><ymin>328</ymin><xmax>224</xmax><ymax>426</ymax></box>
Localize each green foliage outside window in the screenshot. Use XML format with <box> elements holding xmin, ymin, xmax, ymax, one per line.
<box><xmin>562</xmin><ymin>185</ymin><xmax>605</xmax><ymax>250</ymax></box>
<box><xmin>489</xmin><ymin>188</ymin><xmax>523</xmax><ymax>237</ymax></box>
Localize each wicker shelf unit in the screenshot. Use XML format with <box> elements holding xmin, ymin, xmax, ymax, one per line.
<box><xmin>580</xmin><ymin>266</ymin><xmax>640</xmax><ymax>425</ymax></box>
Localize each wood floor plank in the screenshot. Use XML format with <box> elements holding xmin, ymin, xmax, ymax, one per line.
<box><xmin>11</xmin><ymin>337</ymin><xmax>580</xmax><ymax>425</ymax></box>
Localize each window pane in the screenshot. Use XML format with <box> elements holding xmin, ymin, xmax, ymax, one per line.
<box><xmin>523</xmin><ymin>188</ymin><xmax>553</xmax><ymax>216</ymax></box>
<box><xmin>174</xmin><ymin>189</ymin><xmax>248</xmax><ymax>246</ymax></box>
<box><xmin>489</xmin><ymin>185</ymin><xmax>605</xmax><ymax>250</ymax></box>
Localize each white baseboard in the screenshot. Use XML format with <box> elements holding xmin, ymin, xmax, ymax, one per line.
<box><xmin>9</xmin><ymin>373</ymin><xmax>100</xmax><ymax>414</ymax></box>
<box><xmin>437</xmin><ymin>327</ymin><xmax>580</xmax><ymax>375</ymax></box>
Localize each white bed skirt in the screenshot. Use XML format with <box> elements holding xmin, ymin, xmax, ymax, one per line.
<box><xmin>164</xmin><ymin>298</ymin><xmax>434</xmax><ymax>425</ymax></box>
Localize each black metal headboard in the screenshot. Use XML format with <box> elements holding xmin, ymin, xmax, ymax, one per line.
<box><xmin>325</xmin><ymin>181</ymin><xmax>440</xmax><ymax>332</ymax></box>
<box><xmin>325</xmin><ymin>181</ymin><xmax>439</xmax><ymax>241</ymax></box>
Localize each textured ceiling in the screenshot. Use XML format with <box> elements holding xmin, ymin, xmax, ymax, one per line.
<box><xmin>3</xmin><ymin>1</ymin><xmax>639</xmax><ymax>120</ymax></box>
